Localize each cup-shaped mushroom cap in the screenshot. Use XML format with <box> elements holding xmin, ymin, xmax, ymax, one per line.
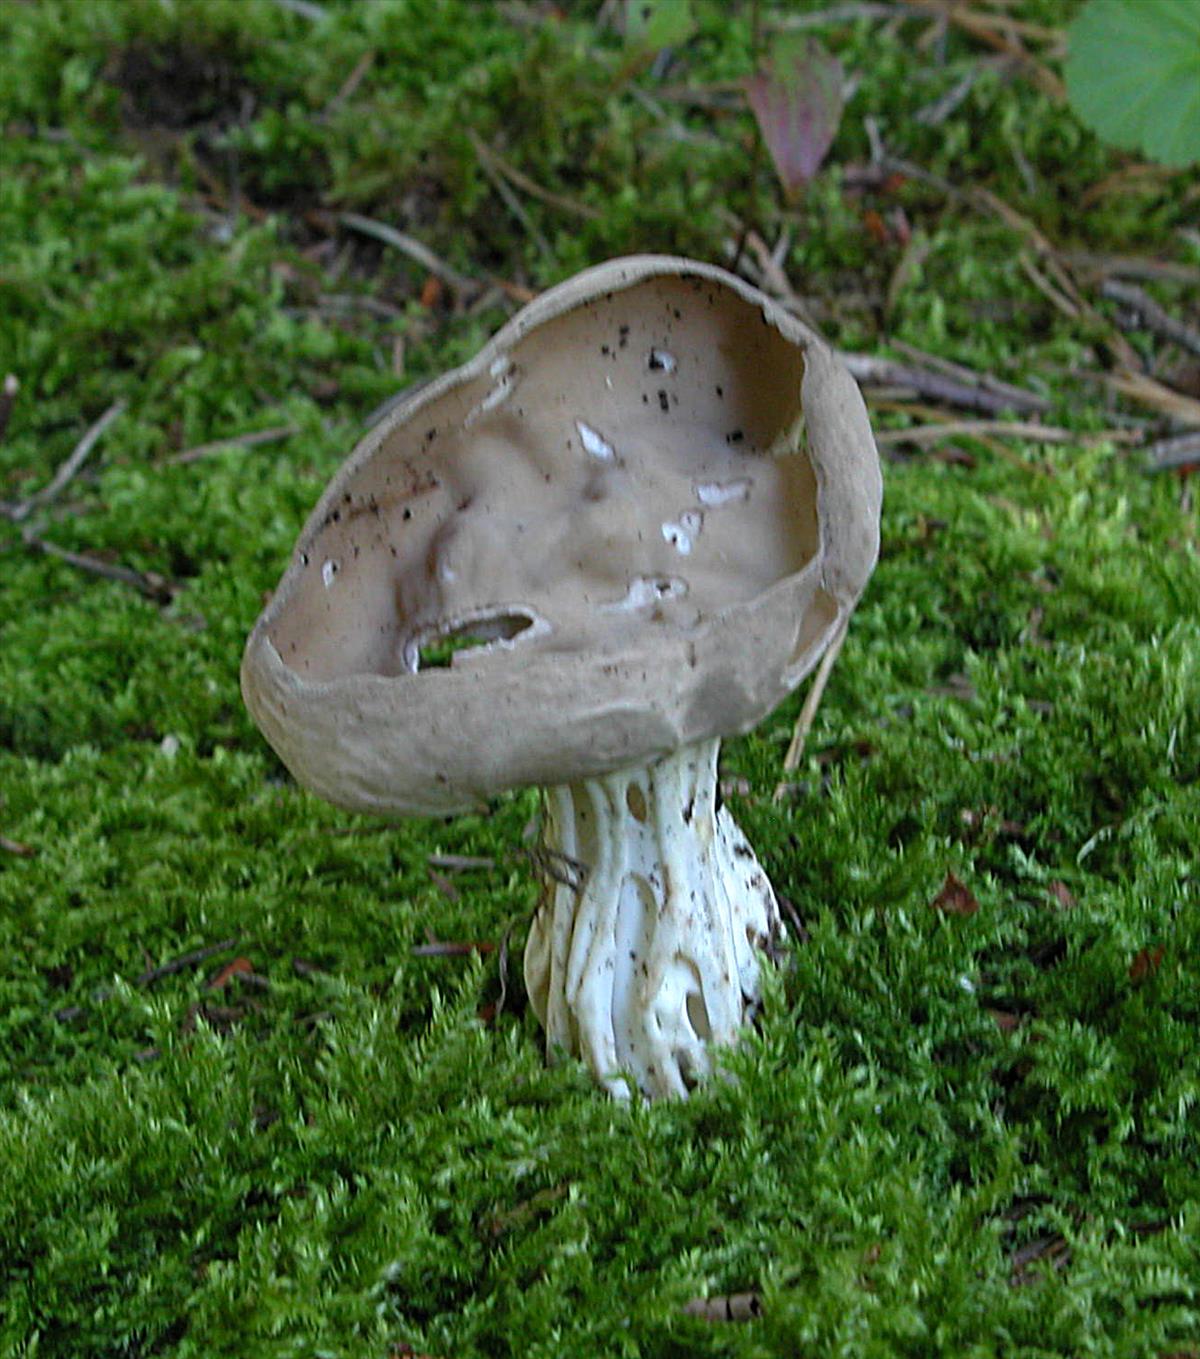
<box><xmin>242</xmin><ymin>256</ymin><xmax>881</xmax><ymax>816</ymax></box>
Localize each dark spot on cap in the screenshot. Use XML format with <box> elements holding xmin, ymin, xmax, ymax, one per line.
<box><xmin>658</xmin><ymin>390</ymin><xmax>670</xmax><ymax>412</ymax></box>
<box><xmin>726</xmin><ymin>428</ymin><xmax>744</xmax><ymax>444</ymax></box>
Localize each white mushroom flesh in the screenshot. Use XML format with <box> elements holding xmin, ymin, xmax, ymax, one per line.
<box><xmin>524</xmin><ymin>737</ymin><xmax>780</xmax><ymax>1100</ymax></box>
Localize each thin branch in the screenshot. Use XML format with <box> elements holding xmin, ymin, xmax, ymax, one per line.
<box><xmin>873</xmin><ymin>418</ymin><xmax>1136</xmax><ymax>447</ymax></box>
<box><xmin>1144</xmin><ymin>430</ymin><xmax>1200</xmax><ymax>473</ymax></box>
<box><xmin>523</xmin><ymin>846</ymin><xmax>590</xmax><ymax>894</ymax></box>
<box><xmin>682</xmin><ymin>1292</ymin><xmax>764</xmax><ymax>1322</ymax></box>
<box><xmin>1107</xmin><ymin>371</ymin><xmax>1200</xmax><ymax>428</ymax></box>
<box><xmin>21</xmin><ymin>528</ymin><xmax>176</xmax><ymax>602</ymax></box>
<box><xmin>138</xmin><ymin>937</ymin><xmax>239</xmax><ymax>987</ymax></box>
<box><xmin>323</xmin><ymin>48</ymin><xmax>375</xmax><ymax>115</ymax></box>
<box><xmin>774</xmin><ymin>618</ymin><xmax>848</xmax><ymax>801</ymax></box>
<box><xmin>467</xmin><ymin>132</ymin><xmax>555</xmax><ymax>263</ymax></box>
<box><xmin>495</xmin><ymin>921</ymin><xmax>514</xmax><ymax>1020</ymax></box>
<box><xmin>467</xmin><ymin>131</ymin><xmax>600</xmax><ymax>220</ymax></box>
<box><xmin>904</xmin><ymin>0</ymin><xmax>1065</xmax><ymax>102</ymax></box>
<box><xmin>772</xmin><ymin>1</ymin><xmax>904</xmax><ymax>26</ymax></box>
<box><xmin>0</xmin><ymin>374</ymin><xmax>17</xmax><ymax>443</ymax></box>
<box><xmin>273</xmin><ymin>0</ymin><xmax>328</xmax><ymax>19</ymax></box>
<box><xmin>7</xmin><ymin>400</ymin><xmax>126</xmax><ymax>523</ymax></box>
<box><xmin>162</xmin><ymin>423</ymin><xmax>298</xmax><ymax>467</ymax></box>
<box><xmin>1100</xmin><ymin>279</ymin><xmax>1200</xmax><ymax>360</ymax></box>
<box><xmin>427</xmin><ymin>853</ymin><xmax>496</xmax><ymax>872</ymax></box>
<box><xmin>888</xmin><ymin>340</ymin><xmax>1052</xmax><ymax>413</ymax></box>
<box><xmin>339</xmin><ymin>213</ymin><xmax>480</xmax><ymax>297</ymax></box>
<box><xmin>742</xmin><ymin>231</ymin><xmax>819</xmax><ymax>327</ymax></box>
<box><xmin>915</xmin><ymin>64</ymin><xmax>981</xmax><ymax>126</ymax></box>
<box><xmin>1061</xmin><ymin>251</ymin><xmax>1200</xmax><ymax>286</ymax></box>
<box><xmin>412</xmin><ymin>939</ymin><xmax>496</xmax><ymax>957</ymax></box>
<box><xmin>840</xmin><ymin>352</ymin><xmax>1050</xmax><ymax>417</ymax></box>
<box><xmin>1020</xmin><ymin>251</ymin><xmax>1081</xmax><ymax>320</ymax></box>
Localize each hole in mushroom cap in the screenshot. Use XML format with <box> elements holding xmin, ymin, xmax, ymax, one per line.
<box><xmin>404</xmin><ymin>607</ymin><xmax>547</xmax><ymax>672</ymax></box>
<box><xmin>662</xmin><ymin>514</ymin><xmax>701</xmax><ymax>555</ymax></box>
<box><xmin>575</xmin><ymin>419</ymin><xmax>615</xmax><ymax>461</ymax></box>
<box><xmin>601</xmin><ymin>575</ymin><xmax>688</xmax><ymax>612</ymax></box>
<box><xmin>695</xmin><ymin>477</ymin><xmax>751</xmax><ymax>507</ymax></box>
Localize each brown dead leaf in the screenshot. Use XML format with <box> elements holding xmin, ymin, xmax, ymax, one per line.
<box><xmin>1130</xmin><ymin>946</ymin><xmax>1165</xmax><ymax>983</ymax></box>
<box><xmin>1048</xmin><ymin>881</ymin><xmax>1076</xmax><ymax>909</ymax></box>
<box><xmin>988</xmin><ymin>1009</ymin><xmax>1021</xmax><ymax>1033</ymax></box>
<box><xmin>207</xmin><ymin>957</ymin><xmax>254</xmax><ymax>991</ymax></box>
<box><xmin>0</xmin><ymin>833</ymin><xmax>36</xmax><ymax>858</ymax></box>
<box><xmin>931</xmin><ymin>871</ymin><xmax>979</xmax><ymax>917</ymax></box>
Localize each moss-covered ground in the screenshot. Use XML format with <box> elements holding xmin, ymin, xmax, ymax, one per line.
<box><xmin>1</xmin><ymin>1</ymin><xmax>1198</xmax><ymax>1354</ymax></box>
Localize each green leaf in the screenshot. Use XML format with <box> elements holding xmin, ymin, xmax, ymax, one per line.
<box><xmin>624</xmin><ymin>0</ymin><xmax>696</xmax><ymax>52</ymax></box>
<box><xmin>1065</xmin><ymin>0</ymin><xmax>1200</xmax><ymax>168</ymax></box>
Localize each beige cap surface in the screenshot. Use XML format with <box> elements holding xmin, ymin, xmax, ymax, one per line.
<box><xmin>241</xmin><ymin>255</ymin><xmax>882</xmax><ymax>815</ymax></box>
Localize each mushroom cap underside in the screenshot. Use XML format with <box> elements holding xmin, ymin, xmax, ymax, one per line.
<box><xmin>242</xmin><ymin>256</ymin><xmax>881</xmax><ymax>816</ymax></box>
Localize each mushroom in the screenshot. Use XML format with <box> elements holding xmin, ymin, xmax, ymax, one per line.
<box><xmin>241</xmin><ymin>255</ymin><xmax>881</xmax><ymax>1100</ymax></box>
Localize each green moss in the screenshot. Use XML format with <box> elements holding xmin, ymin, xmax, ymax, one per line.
<box><xmin>2</xmin><ymin>0</ymin><xmax>1198</xmax><ymax>1354</ymax></box>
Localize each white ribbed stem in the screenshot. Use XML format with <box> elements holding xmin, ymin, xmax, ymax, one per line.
<box><xmin>523</xmin><ymin>738</ymin><xmax>780</xmax><ymax>1099</ymax></box>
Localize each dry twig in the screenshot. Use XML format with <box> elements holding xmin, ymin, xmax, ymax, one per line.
<box><xmin>872</xmin><ymin>417</ymin><xmax>1137</xmax><ymax>447</ymax></box>
<box><xmin>162</xmin><ymin>423</ymin><xmax>299</xmax><ymax>467</ymax></box>
<box><xmin>0</xmin><ymin>374</ymin><xmax>17</xmax><ymax>443</ymax></box>
<box><xmin>841</xmin><ymin>352</ymin><xmax>1050</xmax><ymax>417</ymax></box>
<box><xmin>468</xmin><ymin>133</ymin><xmax>555</xmax><ymax>263</ymax></box>
<box><xmin>274</xmin><ymin>0</ymin><xmax>327</xmax><ymax>19</ymax></box>
<box><xmin>139</xmin><ymin>937</ymin><xmax>239</xmax><ymax>987</ymax></box>
<box><xmin>427</xmin><ymin>853</ymin><xmax>496</xmax><ymax>872</ymax></box>
<box><xmin>1144</xmin><ymin>430</ymin><xmax>1200</xmax><ymax>473</ymax></box>
<box><xmin>21</xmin><ymin>529</ymin><xmax>176</xmax><ymax>603</ymax></box>
<box><xmin>905</xmin><ymin>1</ymin><xmax>1065</xmax><ymax>101</ymax></box>
<box><xmin>889</xmin><ymin>341</ymin><xmax>1052</xmax><ymax>412</ymax></box>
<box><xmin>1062</xmin><ymin>252</ymin><xmax>1200</xmax><ymax>286</ymax></box>
<box><xmin>1100</xmin><ymin>279</ymin><xmax>1200</xmax><ymax>359</ymax></box>
<box><xmin>467</xmin><ymin>131</ymin><xmax>600</xmax><ymax>221</ymax></box>
<box><xmin>775</xmin><ymin>617</ymin><xmax>848</xmax><ymax>800</ymax></box>
<box><xmin>773</xmin><ymin>1</ymin><xmax>903</xmax><ymax>26</ymax></box>
<box><xmin>339</xmin><ymin>213</ymin><xmax>481</xmax><ymax>298</ymax></box>
<box><xmin>1107</xmin><ymin>371</ymin><xmax>1200</xmax><ymax>428</ymax></box>
<box><xmin>682</xmin><ymin>1292</ymin><xmax>764</xmax><ymax>1322</ymax></box>
<box><xmin>4</xmin><ymin>400</ymin><xmax>126</xmax><ymax>523</ymax></box>
<box><xmin>1020</xmin><ymin>251</ymin><xmax>1081</xmax><ymax>320</ymax></box>
<box><xmin>412</xmin><ymin>938</ymin><xmax>496</xmax><ymax>957</ymax></box>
